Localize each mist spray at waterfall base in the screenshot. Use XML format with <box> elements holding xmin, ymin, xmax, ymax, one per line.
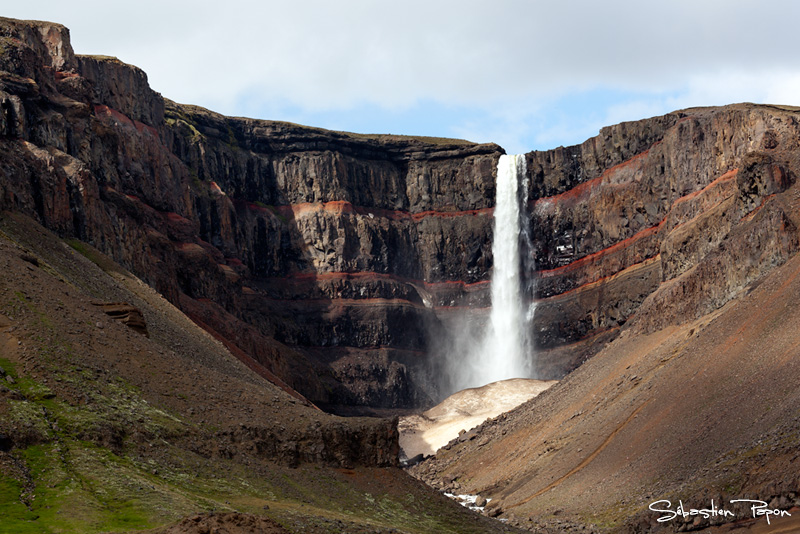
<box><xmin>446</xmin><ymin>154</ymin><xmax>536</xmax><ymax>392</ymax></box>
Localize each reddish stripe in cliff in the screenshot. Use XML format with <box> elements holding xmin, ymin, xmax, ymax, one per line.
<box><xmin>262</xmin><ymin>296</ymin><xmax>426</xmax><ymax>308</ymax></box>
<box><xmin>165</xmin><ymin>211</ymin><xmax>191</xmax><ymax>223</ymax></box>
<box><xmin>300</xmin><ymin>345</ymin><xmax>427</xmax><ymax>356</ymax></box>
<box><xmin>434</xmin><ymin>305</ymin><xmax>491</xmax><ymax>311</ymax></box>
<box><xmin>672</xmin><ymin>168</ymin><xmax>738</xmax><ymax>208</ymax></box>
<box><xmin>261</xmin><ymin>201</ymin><xmax>493</xmax><ymax>222</ymax></box>
<box><xmin>254</xmin><ymin>293</ymin><xmax>487</xmax><ymax>311</ymax></box>
<box><xmin>538</xmin><ymin>167</ymin><xmax>739</xmax><ymax>280</ymax></box>
<box><xmin>93</xmin><ymin>104</ymin><xmax>159</xmax><ymax>138</ymax></box>
<box><xmin>742</xmin><ymin>193</ymin><xmax>776</xmax><ymax>221</ymax></box>
<box><xmin>533</xmin><ymin>146</ymin><xmax>657</xmax><ymax>209</ymax></box>
<box><xmin>410</xmin><ymin>208</ymin><xmax>493</xmax><ymax>221</ymax></box>
<box><xmin>538</xmin><ymin>256</ymin><xmax>662</xmax><ymax>301</ymax></box>
<box><xmin>538</xmin><ymin>223</ymin><xmax>663</xmax><ymax>279</ymax></box>
<box><xmin>210</xmin><ymin>181</ymin><xmax>226</xmax><ymax>196</ymax></box>
<box><xmin>426</xmin><ymin>279</ymin><xmax>490</xmax><ymax>289</ymax></box>
<box><xmin>55</xmin><ymin>70</ymin><xmax>79</xmax><ymax>81</ymax></box>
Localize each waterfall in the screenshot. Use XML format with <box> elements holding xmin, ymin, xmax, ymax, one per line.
<box><xmin>484</xmin><ymin>154</ymin><xmax>532</xmax><ymax>383</ymax></box>
<box><xmin>449</xmin><ymin>154</ymin><xmax>534</xmax><ymax>391</ymax></box>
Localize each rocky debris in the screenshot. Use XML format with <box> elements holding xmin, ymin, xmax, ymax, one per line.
<box><xmin>19</xmin><ymin>252</ymin><xmax>39</xmax><ymax>266</ymax></box>
<box><xmin>153</xmin><ymin>513</ymin><xmax>290</xmax><ymax>534</ymax></box>
<box><xmin>485</xmin><ymin>501</ymin><xmax>503</xmax><ymax>518</ymax></box>
<box><xmin>91</xmin><ymin>301</ymin><xmax>148</xmax><ymax>337</ymax></box>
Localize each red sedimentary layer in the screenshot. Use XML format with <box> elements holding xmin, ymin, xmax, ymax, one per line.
<box><xmin>55</xmin><ymin>70</ymin><xmax>78</xmax><ymax>80</ymax></box>
<box><xmin>93</xmin><ymin>104</ymin><xmax>159</xmax><ymax>138</ymax></box>
<box><xmin>539</xmin><ymin>168</ymin><xmax>740</xmax><ymax>282</ymax></box>
<box><xmin>742</xmin><ymin>193</ymin><xmax>776</xmax><ymax>221</ymax></box>
<box><xmin>210</xmin><ymin>181</ymin><xmax>226</xmax><ymax>196</ymax></box>
<box><xmin>426</xmin><ymin>279</ymin><xmax>490</xmax><ymax>289</ymax></box>
<box><xmin>671</xmin><ymin>168</ymin><xmax>738</xmax><ymax>209</ymax></box>
<box><xmin>537</xmin><ymin>256</ymin><xmax>661</xmax><ymax>302</ymax></box>
<box><xmin>538</xmin><ymin>224</ymin><xmax>663</xmax><ymax>279</ymax></box>
<box><xmin>269</xmin><ymin>201</ymin><xmax>493</xmax><ymax>222</ymax></box>
<box><xmin>433</xmin><ymin>305</ymin><xmax>491</xmax><ymax>311</ymax></box>
<box><xmin>165</xmin><ymin>212</ymin><xmax>190</xmax><ymax>223</ymax></box>
<box><xmin>302</xmin><ymin>345</ymin><xmax>427</xmax><ymax>356</ymax></box>
<box><xmin>263</xmin><ymin>296</ymin><xmax>426</xmax><ymax>308</ymax></box>
<box><xmin>533</xmin><ymin>145</ymin><xmax>659</xmax><ymax>209</ymax></box>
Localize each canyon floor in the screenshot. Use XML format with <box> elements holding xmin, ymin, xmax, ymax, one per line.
<box><xmin>399</xmin><ymin>378</ymin><xmax>556</xmax><ymax>459</ymax></box>
<box><xmin>0</xmin><ymin>211</ymin><xmax>522</xmax><ymax>534</ymax></box>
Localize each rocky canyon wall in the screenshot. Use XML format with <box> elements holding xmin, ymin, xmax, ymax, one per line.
<box><xmin>0</xmin><ymin>17</ymin><xmax>503</xmax><ymax>409</ymax></box>
<box><xmin>527</xmin><ymin>106</ymin><xmax>800</xmax><ymax>375</ymax></box>
<box><xmin>2</xmin><ymin>16</ymin><xmax>800</xmax><ymax>409</ymax></box>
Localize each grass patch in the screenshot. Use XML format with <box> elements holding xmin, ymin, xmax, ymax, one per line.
<box><xmin>226</xmin><ymin>125</ymin><xmax>239</xmax><ymax>150</ymax></box>
<box><xmin>341</xmin><ymin>131</ymin><xmax>476</xmax><ymax>146</ymax></box>
<box><xmin>1</xmin><ymin>442</ymin><xmax>186</xmax><ymax>534</ymax></box>
<box><xmin>164</xmin><ymin>108</ymin><xmax>203</xmax><ymax>143</ymax></box>
<box><xmin>65</xmin><ymin>240</ymin><xmax>125</xmax><ymax>276</ymax></box>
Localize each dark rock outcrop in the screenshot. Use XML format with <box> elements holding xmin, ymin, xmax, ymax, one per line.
<box><xmin>91</xmin><ymin>301</ymin><xmax>149</xmax><ymax>336</ymax></box>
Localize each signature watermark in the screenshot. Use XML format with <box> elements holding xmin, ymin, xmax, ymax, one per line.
<box><xmin>649</xmin><ymin>499</ymin><xmax>792</xmax><ymax>525</ymax></box>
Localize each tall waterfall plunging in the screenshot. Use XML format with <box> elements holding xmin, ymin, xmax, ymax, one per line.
<box><xmin>486</xmin><ymin>154</ymin><xmax>533</xmax><ymax>383</ymax></box>
<box><xmin>448</xmin><ymin>154</ymin><xmax>534</xmax><ymax>391</ymax></box>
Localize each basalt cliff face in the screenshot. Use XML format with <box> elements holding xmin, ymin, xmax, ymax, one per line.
<box><xmin>0</xmin><ymin>17</ymin><xmax>502</xmax><ymax>410</ymax></box>
<box><xmin>526</xmin><ymin>106</ymin><xmax>800</xmax><ymax>376</ymax></box>
<box><xmin>2</xmin><ymin>17</ymin><xmax>800</xmax><ymax>415</ymax></box>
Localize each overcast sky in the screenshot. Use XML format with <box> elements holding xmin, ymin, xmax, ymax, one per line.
<box><xmin>5</xmin><ymin>1</ymin><xmax>800</xmax><ymax>153</ymax></box>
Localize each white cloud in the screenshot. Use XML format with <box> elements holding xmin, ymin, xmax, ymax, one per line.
<box><xmin>6</xmin><ymin>0</ymin><xmax>800</xmax><ymax>150</ymax></box>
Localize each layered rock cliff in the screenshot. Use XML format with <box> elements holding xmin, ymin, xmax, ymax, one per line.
<box><xmin>525</xmin><ymin>106</ymin><xmax>800</xmax><ymax>375</ymax></box>
<box><xmin>2</xmin><ymin>16</ymin><xmax>799</xmax><ymax>413</ymax></box>
<box><xmin>0</xmin><ymin>17</ymin><xmax>502</xmax><ymax>409</ymax></box>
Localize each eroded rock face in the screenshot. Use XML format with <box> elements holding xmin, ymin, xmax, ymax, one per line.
<box><xmin>526</xmin><ymin>107</ymin><xmax>800</xmax><ymax>375</ymax></box>
<box><xmin>2</xmin><ymin>16</ymin><xmax>800</xmax><ymax>408</ymax></box>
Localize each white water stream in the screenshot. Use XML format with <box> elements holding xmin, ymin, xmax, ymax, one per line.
<box><xmin>485</xmin><ymin>154</ymin><xmax>533</xmax><ymax>383</ymax></box>
<box><xmin>451</xmin><ymin>154</ymin><xmax>534</xmax><ymax>390</ymax></box>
